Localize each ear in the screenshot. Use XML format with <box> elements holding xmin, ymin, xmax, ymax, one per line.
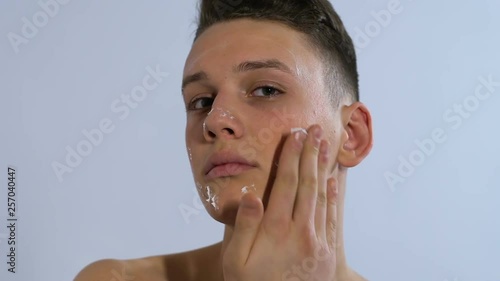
<box><xmin>337</xmin><ymin>102</ymin><xmax>373</xmax><ymax>168</ymax></box>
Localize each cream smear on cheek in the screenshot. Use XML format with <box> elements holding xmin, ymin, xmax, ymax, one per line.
<box><xmin>290</xmin><ymin>127</ymin><xmax>308</xmax><ymax>135</ymax></box>
<box><xmin>241</xmin><ymin>183</ymin><xmax>257</xmax><ymax>194</ymax></box>
<box><xmin>187</xmin><ymin>146</ymin><xmax>193</xmax><ymax>162</ymax></box>
<box><xmin>196</xmin><ymin>181</ymin><xmax>219</xmax><ymax>211</ymax></box>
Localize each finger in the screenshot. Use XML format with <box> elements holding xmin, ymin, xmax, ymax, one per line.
<box><xmin>265</xmin><ymin>129</ymin><xmax>307</xmax><ymax>225</ymax></box>
<box><xmin>326</xmin><ymin>177</ymin><xmax>338</xmax><ymax>250</ymax></box>
<box><xmin>294</xmin><ymin>125</ymin><xmax>322</xmax><ymax>224</ymax></box>
<box><xmin>315</xmin><ymin>139</ymin><xmax>330</xmax><ymax>242</ymax></box>
<box><xmin>227</xmin><ymin>192</ymin><xmax>264</xmax><ymax>265</ymax></box>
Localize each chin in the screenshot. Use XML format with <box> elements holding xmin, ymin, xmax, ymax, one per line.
<box><xmin>200</xmin><ymin>176</ymin><xmax>264</xmax><ymax>225</ymax></box>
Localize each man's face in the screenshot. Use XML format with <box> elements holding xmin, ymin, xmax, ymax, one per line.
<box><xmin>182</xmin><ymin>19</ymin><xmax>342</xmax><ymax>224</ymax></box>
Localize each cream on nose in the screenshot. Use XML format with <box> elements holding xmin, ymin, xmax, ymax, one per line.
<box><xmin>203</xmin><ymin>106</ymin><xmax>240</xmax><ymax>138</ymax></box>
<box><xmin>207</xmin><ymin>107</ymin><xmax>236</xmax><ymax>120</ymax></box>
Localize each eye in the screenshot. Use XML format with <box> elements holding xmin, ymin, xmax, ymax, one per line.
<box><xmin>188</xmin><ymin>97</ymin><xmax>214</xmax><ymax>110</ymax></box>
<box><xmin>251</xmin><ymin>86</ymin><xmax>283</xmax><ymax>98</ymax></box>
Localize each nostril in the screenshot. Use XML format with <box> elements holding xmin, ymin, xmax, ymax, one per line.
<box><xmin>207</xmin><ymin>131</ymin><xmax>216</xmax><ymax>138</ymax></box>
<box><xmin>224</xmin><ymin>128</ymin><xmax>235</xmax><ymax>135</ymax></box>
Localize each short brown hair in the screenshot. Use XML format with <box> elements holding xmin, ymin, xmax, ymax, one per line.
<box><xmin>193</xmin><ymin>0</ymin><xmax>359</xmax><ymax>105</ymax></box>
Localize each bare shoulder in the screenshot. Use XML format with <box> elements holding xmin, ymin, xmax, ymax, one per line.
<box><xmin>74</xmin><ymin>259</ymin><xmax>126</xmax><ymax>281</ymax></box>
<box><xmin>73</xmin><ymin>256</ymin><xmax>166</xmax><ymax>281</ymax></box>
<box><xmin>74</xmin><ymin>243</ymin><xmax>222</xmax><ymax>281</ymax></box>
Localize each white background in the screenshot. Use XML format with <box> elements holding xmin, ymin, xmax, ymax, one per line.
<box><xmin>0</xmin><ymin>0</ymin><xmax>499</xmax><ymax>280</ymax></box>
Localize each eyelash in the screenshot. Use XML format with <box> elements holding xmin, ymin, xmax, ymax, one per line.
<box><xmin>187</xmin><ymin>85</ymin><xmax>284</xmax><ymax>111</ymax></box>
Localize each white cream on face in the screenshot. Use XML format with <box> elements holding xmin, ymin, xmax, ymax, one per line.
<box><xmin>196</xmin><ymin>181</ymin><xmax>219</xmax><ymax>211</ymax></box>
<box><xmin>185</xmin><ymin>21</ymin><xmax>332</xmax><ymax>216</ymax></box>
<box><xmin>205</xmin><ymin>186</ymin><xmax>219</xmax><ymax>210</ymax></box>
<box><xmin>187</xmin><ymin>146</ymin><xmax>193</xmax><ymax>162</ymax></box>
<box><xmin>202</xmin><ymin>107</ymin><xmax>237</xmax><ymax>136</ymax></box>
<box><xmin>209</xmin><ymin>107</ymin><xmax>236</xmax><ymax>120</ymax></box>
<box><xmin>241</xmin><ymin>183</ymin><xmax>257</xmax><ymax>194</ymax></box>
<box><xmin>290</xmin><ymin>127</ymin><xmax>308</xmax><ymax>135</ymax></box>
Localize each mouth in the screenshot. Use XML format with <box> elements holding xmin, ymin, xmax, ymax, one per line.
<box><xmin>206</xmin><ymin>163</ymin><xmax>256</xmax><ymax>180</ymax></box>
<box><xmin>204</xmin><ymin>151</ymin><xmax>258</xmax><ymax>180</ymax></box>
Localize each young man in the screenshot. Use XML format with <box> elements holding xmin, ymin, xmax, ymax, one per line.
<box><xmin>75</xmin><ymin>0</ymin><xmax>373</xmax><ymax>280</ymax></box>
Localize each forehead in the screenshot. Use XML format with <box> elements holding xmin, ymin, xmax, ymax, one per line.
<box><xmin>183</xmin><ymin>19</ymin><xmax>322</xmax><ymax>77</ymax></box>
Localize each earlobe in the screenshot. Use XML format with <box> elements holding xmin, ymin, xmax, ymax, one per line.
<box><xmin>338</xmin><ymin>102</ymin><xmax>373</xmax><ymax>168</ymax></box>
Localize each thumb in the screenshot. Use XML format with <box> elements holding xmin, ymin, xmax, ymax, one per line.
<box><xmin>227</xmin><ymin>192</ymin><xmax>264</xmax><ymax>265</ymax></box>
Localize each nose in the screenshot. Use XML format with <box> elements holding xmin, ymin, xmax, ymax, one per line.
<box><xmin>203</xmin><ymin>106</ymin><xmax>243</xmax><ymax>141</ymax></box>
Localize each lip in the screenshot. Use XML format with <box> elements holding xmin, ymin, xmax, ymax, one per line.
<box><xmin>203</xmin><ymin>151</ymin><xmax>258</xmax><ymax>180</ymax></box>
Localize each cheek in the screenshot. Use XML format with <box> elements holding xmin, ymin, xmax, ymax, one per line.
<box><xmin>185</xmin><ymin>139</ymin><xmax>203</xmax><ymax>173</ymax></box>
<box><xmin>186</xmin><ymin>144</ymin><xmax>203</xmax><ymax>169</ymax></box>
<box><xmin>185</xmin><ymin>118</ymin><xmax>205</xmax><ymax>159</ymax></box>
<box><xmin>186</xmin><ymin>117</ymin><xmax>204</xmax><ymax>136</ymax></box>
<box><xmin>186</xmin><ymin>146</ymin><xmax>193</xmax><ymax>163</ymax></box>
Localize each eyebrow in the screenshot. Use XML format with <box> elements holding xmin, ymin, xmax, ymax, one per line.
<box><xmin>181</xmin><ymin>59</ymin><xmax>293</xmax><ymax>91</ymax></box>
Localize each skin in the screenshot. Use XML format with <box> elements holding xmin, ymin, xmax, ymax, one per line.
<box><xmin>74</xmin><ymin>19</ymin><xmax>373</xmax><ymax>281</ymax></box>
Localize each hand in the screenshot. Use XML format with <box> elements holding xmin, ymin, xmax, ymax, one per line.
<box><xmin>222</xmin><ymin>125</ymin><xmax>338</xmax><ymax>281</ymax></box>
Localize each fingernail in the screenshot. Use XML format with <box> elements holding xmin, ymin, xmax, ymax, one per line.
<box><xmin>320</xmin><ymin>140</ymin><xmax>329</xmax><ymax>155</ymax></box>
<box><xmin>313</xmin><ymin>126</ymin><xmax>322</xmax><ymax>140</ymax></box>
<box><xmin>327</xmin><ymin>178</ymin><xmax>338</xmax><ymax>200</ymax></box>
<box><xmin>291</xmin><ymin>128</ymin><xmax>307</xmax><ymax>144</ymax></box>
